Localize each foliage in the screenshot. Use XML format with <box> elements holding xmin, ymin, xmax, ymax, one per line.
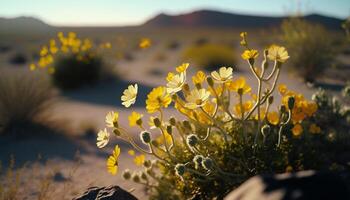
<box><xmin>0</xmin><ymin>70</ymin><xmax>54</xmax><ymax>136</ymax></box>
<box><xmin>30</xmin><ymin>32</ymin><xmax>113</xmax><ymax>90</ymax></box>
<box><xmin>281</xmin><ymin>18</ymin><xmax>334</xmax><ymax>82</ymax></box>
<box><xmin>183</xmin><ymin>43</ymin><xmax>236</xmax><ymax>71</ymax></box>
<box><xmin>96</xmin><ymin>33</ymin><xmax>350</xmax><ymax>199</ymax></box>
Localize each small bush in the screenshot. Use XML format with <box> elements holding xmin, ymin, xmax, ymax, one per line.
<box><xmin>281</xmin><ymin>18</ymin><xmax>334</xmax><ymax>82</ymax></box>
<box><xmin>183</xmin><ymin>43</ymin><xmax>236</xmax><ymax>70</ymax></box>
<box><xmin>0</xmin><ymin>70</ymin><xmax>53</xmax><ymax>136</ymax></box>
<box><xmin>165</xmin><ymin>40</ymin><xmax>180</xmax><ymax>50</ymax></box>
<box><xmin>9</xmin><ymin>52</ymin><xmax>27</xmax><ymax>65</ymax></box>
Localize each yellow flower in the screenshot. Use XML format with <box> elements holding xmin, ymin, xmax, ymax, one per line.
<box><xmin>121</xmin><ymin>84</ymin><xmax>138</xmax><ymax>108</ymax></box>
<box><xmin>303</xmin><ymin>102</ymin><xmax>318</xmax><ymax>117</ymax></box>
<box><xmin>267</xmin><ymin>45</ymin><xmax>289</xmax><ymax>63</ymax></box>
<box><xmin>134</xmin><ymin>154</ymin><xmax>145</xmax><ymax>166</ymax></box>
<box><xmin>146</xmin><ymin>87</ymin><xmax>172</xmax><ymax>113</ymax></box>
<box><xmin>292</xmin><ymin>124</ymin><xmax>303</xmax><ymax>136</ymax></box>
<box><xmin>234</xmin><ymin>101</ymin><xmax>253</xmax><ymax>116</ymax></box>
<box><xmin>267</xmin><ymin>111</ymin><xmax>279</xmax><ymax>125</ymax></box>
<box><xmin>278</xmin><ymin>84</ymin><xmax>288</xmax><ymax>95</ymax></box>
<box><xmin>241</xmin><ymin>49</ymin><xmax>259</xmax><ymax>60</ymax></box>
<box><xmin>192</xmin><ymin>70</ymin><xmax>206</xmax><ymax>85</ymax></box>
<box><xmin>128</xmin><ymin>150</ymin><xmax>135</xmax><ymax>156</ymax></box>
<box><xmin>211</xmin><ymin>67</ymin><xmax>233</xmax><ymax>83</ymax></box>
<box><xmin>185</xmin><ymin>89</ymin><xmax>211</xmax><ymax>109</ymax></box>
<box><xmin>166</xmin><ymin>72</ymin><xmax>186</xmax><ymax>94</ymax></box>
<box><xmin>227</xmin><ymin>77</ymin><xmax>251</xmax><ymax>94</ymax></box>
<box><xmin>128</xmin><ymin>111</ymin><xmax>143</xmax><ymax>127</ymax></box>
<box><xmin>139</xmin><ymin>38</ymin><xmax>151</xmax><ymax>49</ymax></box>
<box><xmin>107</xmin><ymin>145</ymin><xmax>120</xmax><ymax>175</ymax></box>
<box><xmin>166</xmin><ymin>72</ymin><xmax>175</xmax><ymax>82</ymax></box>
<box><xmin>176</xmin><ymin>63</ymin><xmax>189</xmax><ymax>73</ymax></box>
<box><xmin>96</xmin><ymin>128</ymin><xmax>110</xmax><ymax>148</ymax></box>
<box><xmin>29</xmin><ymin>64</ymin><xmax>36</xmax><ymax>71</ymax></box>
<box><xmin>105</xmin><ymin>111</ymin><xmax>119</xmax><ymax>128</ymax></box>
<box><xmin>309</xmin><ymin>124</ymin><xmax>321</xmax><ymax>134</ymax></box>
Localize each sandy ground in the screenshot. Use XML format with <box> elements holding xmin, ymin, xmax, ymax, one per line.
<box><xmin>1</xmin><ymin>38</ymin><xmax>345</xmax><ymax>199</ymax></box>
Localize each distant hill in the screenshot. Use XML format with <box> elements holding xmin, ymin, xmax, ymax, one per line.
<box><xmin>143</xmin><ymin>10</ymin><xmax>344</xmax><ymax>30</ymax></box>
<box><xmin>0</xmin><ymin>16</ymin><xmax>53</xmax><ymax>34</ymax></box>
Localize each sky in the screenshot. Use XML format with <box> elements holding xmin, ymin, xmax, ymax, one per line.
<box><xmin>0</xmin><ymin>0</ymin><xmax>349</xmax><ymax>26</ymax></box>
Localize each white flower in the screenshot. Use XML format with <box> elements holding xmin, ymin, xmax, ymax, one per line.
<box><xmin>96</xmin><ymin>128</ymin><xmax>110</xmax><ymax>148</ymax></box>
<box><xmin>105</xmin><ymin>111</ymin><xmax>119</xmax><ymax>128</ymax></box>
<box><xmin>121</xmin><ymin>84</ymin><xmax>138</xmax><ymax>108</ymax></box>
<box><xmin>166</xmin><ymin>72</ymin><xmax>186</xmax><ymax>94</ymax></box>
<box><xmin>185</xmin><ymin>89</ymin><xmax>211</xmax><ymax>109</ymax></box>
<box><xmin>267</xmin><ymin>45</ymin><xmax>289</xmax><ymax>63</ymax></box>
<box><xmin>211</xmin><ymin>67</ymin><xmax>233</xmax><ymax>83</ymax></box>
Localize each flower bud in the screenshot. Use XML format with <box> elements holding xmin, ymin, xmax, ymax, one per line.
<box><xmin>202</xmin><ymin>157</ymin><xmax>214</xmax><ymax>171</ymax></box>
<box><xmin>261</xmin><ymin>124</ymin><xmax>271</xmax><ymax>136</ymax></box>
<box><xmin>166</xmin><ymin>125</ymin><xmax>172</xmax><ymax>135</ymax></box>
<box><xmin>146</xmin><ymin>168</ymin><xmax>153</xmax><ymax>176</ymax></box>
<box><xmin>206</xmin><ymin>76</ymin><xmax>214</xmax><ymax>87</ymax></box>
<box><xmin>140</xmin><ymin>172</ymin><xmax>148</xmax><ymax>181</ymax></box>
<box><xmin>248</xmin><ymin>58</ymin><xmax>255</xmax><ymax>66</ymax></box>
<box><xmin>136</xmin><ymin>118</ymin><xmax>143</xmax><ymax>126</ymax></box>
<box><xmin>183</xmin><ymin>120</ymin><xmax>192</xmax><ymax>130</ymax></box>
<box><xmin>132</xmin><ymin>173</ymin><xmax>140</xmax><ymax>183</ymax></box>
<box><xmin>113</xmin><ymin>129</ymin><xmax>121</xmax><ymax>136</ymax></box>
<box><xmin>175</xmin><ymin>164</ymin><xmax>186</xmax><ymax>177</ymax></box>
<box><xmin>186</xmin><ymin>134</ymin><xmax>198</xmax><ymax>147</ymax></box>
<box><xmin>122</xmin><ymin>169</ymin><xmax>131</xmax><ymax>180</ymax></box>
<box><xmin>171</xmin><ymin>94</ymin><xmax>177</xmax><ymax>101</ymax></box>
<box><xmin>195</xmin><ymin>83</ymin><xmax>202</xmax><ymax>90</ymax></box>
<box><xmin>280</xmin><ymin>105</ymin><xmax>287</xmax><ymax>113</ymax></box>
<box><xmin>288</xmin><ymin>96</ymin><xmax>295</xmax><ymax>110</ymax></box>
<box><xmin>140</xmin><ymin>131</ymin><xmax>151</xmax><ymax>144</ymax></box>
<box><xmin>153</xmin><ymin>117</ymin><xmax>162</xmax><ymax>128</ymax></box>
<box><xmin>193</xmin><ymin>155</ymin><xmax>204</xmax><ymax>169</ymax></box>
<box><xmin>237</xmin><ymin>88</ymin><xmax>243</xmax><ymax>96</ymax></box>
<box><xmin>268</xmin><ymin>96</ymin><xmax>274</xmax><ymax>104</ymax></box>
<box><xmin>169</xmin><ymin>117</ymin><xmax>176</xmax><ymax>126</ymax></box>
<box><xmin>143</xmin><ymin>160</ymin><xmax>152</xmax><ymax>168</ymax></box>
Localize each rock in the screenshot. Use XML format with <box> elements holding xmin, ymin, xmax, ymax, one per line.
<box><xmin>225</xmin><ymin>171</ymin><xmax>350</xmax><ymax>200</ymax></box>
<box><xmin>74</xmin><ymin>185</ymin><xmax>138</xmax><ymax>200</ymax></box>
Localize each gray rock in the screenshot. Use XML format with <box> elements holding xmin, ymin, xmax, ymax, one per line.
<box><xmin>225</xmin><ymin>171</ymin><xmax>350</xmax><ymax>200</ymax></box>
<box><xmin>74</xmin><ymin>185</ymin><xmax>138</xmax><ymax>200</ymax></box>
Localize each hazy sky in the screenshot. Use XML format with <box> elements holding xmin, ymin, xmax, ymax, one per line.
<box><xmin>1</xmin><ymin>0</ymin><xmax>349</xmax><ymax>26</ymax></box>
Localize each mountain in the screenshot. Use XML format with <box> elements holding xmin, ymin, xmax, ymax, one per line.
<box><xmin>143</xmin><ymin>10</ymin><xmax>344</xmax><ymax>30</ymax></box>
<box><xmin>0</xmin><ymin>16</ymin><xmax>53</xmax><ymax>34</ymax></box>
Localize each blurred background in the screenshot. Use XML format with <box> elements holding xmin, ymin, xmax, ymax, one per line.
<box><xmin>0</xmin><ymin>0</ymin><xmax>349</xmax><ymax>199</ymax></box>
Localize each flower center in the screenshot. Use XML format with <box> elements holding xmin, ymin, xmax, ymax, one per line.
<box><xmin>196</xmin><ymin>99</ymin><xmax>203</xmax><ymax>105</ymax></box>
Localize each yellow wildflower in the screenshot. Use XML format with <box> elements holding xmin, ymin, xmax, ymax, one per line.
<box><xmin>267</xmin><ymin>45</ymin><xmax>289</xmax><ymax>63</ymax></box>
<box><xmin>96</xmin><ymin>128</ymin><xmax>110</xmax><ymax>148</ymax></box>
<box><xmin>121</xmin><ymin>84</ymin><xmax>138</xmax><ymax>108</ymax></box>
<box><xmin>107</xmin><ymin>145</ymin><xmax>120</xmax><ymax>175</ymax></box>
<box><xmin>176</xmin><ymin>63</ymin><xmax>189</xmax><ymax>73</ymax></box>
<box><xmin>128</xmin><ymin>111</ymin><xmax>143</xmax><ymax>127</ymax></box>
<box><xmin>211</xmin><ymin>67</ymin><xmax>233</xmax><ymax>83</ymax></box>
<box><xmin>166</xmin><ymin>72</ymin><xmax>186</xmax><ymax>94</ymax></box>
<box><xmin>185</xmin><ymin>89</ymin><xmax>211</xmax><ymax>109</ymax></box>
<box><xmin>267</xmin><ymin>111</ymin><xmax>279</xmax><ymax>125</ymax></box>
<box><xmin>146</xmin><ymin>87</ymin><xmax>172</xmax><ymax>113</ymax></box>
<box><xmin>241</xmin><ymin>49</ymin><xmax>259</xmax><ymax>60</ymax></box>
<box><xmin>134</xmin><ymin>154</ymin><xmax>145</xmax><ymax>166</ymax></box>
<box><xmin>139</xmin><ymin>38</ymin><xmax>151</xmax><ymax>49</ymax></box>
<box><xmin>128</xmin><ymin>150</ymin><xmax>135</xmax><ymax>156</ymax></box>
<box><xmin>192</xmin><ymin>70</ymin><xmax>206</xmax><ymax>85</ymax></box>
<box><xmin>234</xmin><ymin>101</ymin><xmax>253</xmax><ymax>116</ymax></box>
<box><xmin>105</xmin><ymin>111</ymin><xmax>119</xmax><ymax>128</ymax></box>
<box><xmin>292</xmin><ymin>124</ymin><xmax>303</xmax><ymax>136</ymax></box>
<box><xmin>29</xmin><ymin>64</ymin><xmax>36</xmax><ymax>71</ymax></box>
<box><xmin>166</xmin><ymin>72</ymin><xmax>175</xmax><ymax>82</ymax></box>
<box><xmin>227</xmin><ymin>77</ymin><xmax>251</xmax><ymax>94</ymax></box>
<box><xmin>309</xmin><ymin>124</ymin><xmax>321</xmax><ymax>134</ymax></box>
<box><xmin>278</xmin><ymin>84</ymin><xmax>288</xmax><ymax>95</ymax></box>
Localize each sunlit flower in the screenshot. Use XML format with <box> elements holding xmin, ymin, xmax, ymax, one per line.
<box><xmin>192</xmin><ymin>70</ymin><xmax>206</xmax><ymax>85</ymax></box>
<box><xmin>107</xmin><ymin>145</ymin><xmax>121</xmax><ymax>175</ymax></box>
<box><xmin>29</xmin><ymin>64</ymin><xmax>36</xmax><ymax>71</ymax></box>
<box><xmin>128</xmin><ymin>111</ymin><xmax>143</xmax><ymax>127</ymax></box>
<box><xmin>121</xmin><ymin>84</ymin><xmax>138</xmax><ymax>108</ymax></box>
<box><xmin>128</xmin><ymin>150</ymin><xmax>135</xmax><ymax>156</ymax></box>
<box><xmin>185</xmin><ymin>89</ymin><xmax>211</xmax><ymax>109</ymax></box>
<box><xmin>146</xmin><ymin>87</ymin><xmax>172</xmax><ymax>113</ymax></box>
<box><xmin>134</xmin><ymin>154</ymin><xmax>145</xmax><ymax>166</ymax></box>
<box><xmin>176</xmin><ymin>63</ymin><xmax>189</xmax><ymax>73</ymax></box>
<box><xmin>309</xmin><ymin>124</ymin><xmax>321</xmax><ymax>134</ymax></box>
<box><xmin>105</xmin><ymin>111</ymin><xmax>119</xmax><ymax>128</ymax></box>
<box><xmin>96</xmin><ymin>128</ymin><xmax>110</xmax><ymax>148</ymax></box>
<box><xmin>211</xmin><ymin>67</ymin><xmax>233</xmax><ymax>83</ymax></box>
<box><xmin>292</xmin><ymin>124</ymin><xmax>303</xmax><ymax>136</ymax></box>
<box><xmin>278</xmin><ymin>84</ymin><xmax>288</xmax><ymax>95</ymax></box>
<box><xmin>139</xmin><ymin>38</ymin><xmax>151</xmax><ymax>49</ymax></box>
<box><xmin>234</xmin><ymin>101</ymin><xmax>253</xmax><ymax>116</ymax></box>
<box><xmin>241</xmin><ymin>49</ymin><xmax>259</xmax><ymax>60</ymax></box>
<box><xmin>166</xmin><ymin>72</ymin><xmax>186</xmax><ymax>94</ymax></box>
<box><xmin>227</xmin><ymin>77</ymin><xmax>251</xmax><ymax>95</ymax></box>
<box><xmin>267</xmin><ymin>45</ymin><xmax>289</xmax><ymax>63</ymax></box>
<box><xmin>267</xmin><ymin>111</ymin><xmax>279</xmax><ymax>125</ymax></box>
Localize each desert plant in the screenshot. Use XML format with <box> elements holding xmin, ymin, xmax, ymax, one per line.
<box><xmin>9</xmin><ymin>52</ymin><xmax>27</xmax><ymax>65</ymax></box>
<box><xmin>0</xmin><ymin>70</ymin><xmax>54</xmax><ymax>136</ymax></box>
<box><xmin>30</xmin><ymin>32</ymin><xmax>113</xmax><ymax>90</ymax></box>
<box><xmin>183</xmin><ymin>43</ymin><xmax>236</xmax><ymax>70</ymax></box>
<box><xmin>281</xmin><ymin>18</ymin><xmax>334</xmax><ymax>82</ymax></box>
<box><xmin>94</xmin><ymin>33</ymin><xmax>349</xmax><ymax>199</ymax></box>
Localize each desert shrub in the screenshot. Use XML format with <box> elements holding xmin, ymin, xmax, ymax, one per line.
<box><xmin>9</xmin><ymin>52</ymin><xmax>27</xmax><ymax>65</ymax></box>
<box><xmin>183</xmin><ymin>43</ymin><xmax>236</xmax><ymax>70</ymax></box>
<box><xmin>166</xmin><ymin>40</ymin><xmax>180</xmax><ymax>50</ymax></box>
<box><xmin>95</xmin><ymin>33</ymin><xmax>350</xmax><ymax>199</ymax></box>
<box><xmin>30</xmin><ymin>32</ymin><xmax>113</xmax><ymax>90</ymax></box>
<box><xmin>281</xmin><ymin>18</ymin><xmax>334</xmax><ymax>82</ymax></box>
<box><xmin>0</xmin><ymin>70</ymin><xmax>53</xmax><ymax>136</ymax></box>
